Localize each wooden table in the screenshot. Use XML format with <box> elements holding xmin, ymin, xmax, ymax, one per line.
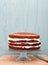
<box><xmin>0</xmin><ymin>55</ymin><xmax>48</xmax><ymax>65</ymax></box>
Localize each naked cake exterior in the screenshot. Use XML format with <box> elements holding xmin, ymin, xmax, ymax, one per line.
<box><xmin>8</xmin><ymin>32</ymin><xmax>41</xmax><ymax>50</ymax></box>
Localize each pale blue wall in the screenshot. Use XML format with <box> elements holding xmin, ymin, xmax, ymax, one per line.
<box><xmin>0</xmin><ymin>0</ymin><xmax>48</xmax><ymax>55</ymax></box>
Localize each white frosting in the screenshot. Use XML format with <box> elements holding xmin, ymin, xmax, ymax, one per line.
<box><xmin>9</xmin><ymin>45</ymin><xmax>41</xmax><ymax>48</ymax></box>
<box><xmin>8</xmin><ymin>37</ymin><xmax>40</xmax><ymax>41</ymax></box>
<box><xmin>8</xmin><ymin>41</ymin><xmax>40</xmax><ymax>44</ymax></box>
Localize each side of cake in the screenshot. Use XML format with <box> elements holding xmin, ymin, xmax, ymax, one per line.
<box><xmin>8</xmin><ymin>32</ymin><xmax>41</xmax><ymax>50</ymax></box>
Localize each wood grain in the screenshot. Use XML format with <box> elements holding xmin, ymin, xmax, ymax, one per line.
<box><xmin>0</xmin><ymin>55</ymin><xmax>48</xmax><ymax>65</ymax></box>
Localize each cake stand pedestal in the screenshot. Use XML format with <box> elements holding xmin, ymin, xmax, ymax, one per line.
<box><xmin>16</xmin><ymin>51</ymin><xmax>31</xmax><ymax>61</ymax></box>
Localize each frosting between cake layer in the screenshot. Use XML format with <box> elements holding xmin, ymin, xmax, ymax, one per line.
<box><xmin>8</xmin><ymin>37</ymin><xmax>40</xmax><ymax>41</ymax></box>
<box><xmin>8</xmin><ymin>41</ymin><xmax>41</xmax><ymax>44</ymax></box>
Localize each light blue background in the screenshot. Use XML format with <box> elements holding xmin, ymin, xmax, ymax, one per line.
<box><xmin>0</xmin><ymin>0</ymin><xmax>48</xmax><ymax>55</ymax></box>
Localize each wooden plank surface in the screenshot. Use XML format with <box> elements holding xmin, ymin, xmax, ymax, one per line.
<box><xmin>0</xmin><ymin>55</ymin><xmax>48</xmax><ymax>65</ymax></box>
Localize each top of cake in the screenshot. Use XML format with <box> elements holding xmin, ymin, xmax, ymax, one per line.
<box><xmin>9</xmin><ymin>32</ymin><xmax>40</xmax><ymax>38</ymax></box>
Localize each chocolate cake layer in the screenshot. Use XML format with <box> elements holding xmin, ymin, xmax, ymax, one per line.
<box><xmin>9</xmin><ymin>32</ymin><xmax>40</xmax><ymax>38</ymax></box>
<box><xmin>8</xmin><ymin>39</ymin><xmax>40</xmax><ymax>43</ymax></box>
<box><xmin>8</xmin><ymin>42</ymin><xmax>41</xmax><ymax>46</ymax></box>
<box><xmin>9</xmin><ymin>46</ymin><xmax>40</xmax><ymax>50</ymax></box>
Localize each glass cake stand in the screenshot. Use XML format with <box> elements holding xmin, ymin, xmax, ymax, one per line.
<box><xmin>0</xmin><ymin>46</ymin><xmax>48</xmax><ymax>62</ymax></box>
